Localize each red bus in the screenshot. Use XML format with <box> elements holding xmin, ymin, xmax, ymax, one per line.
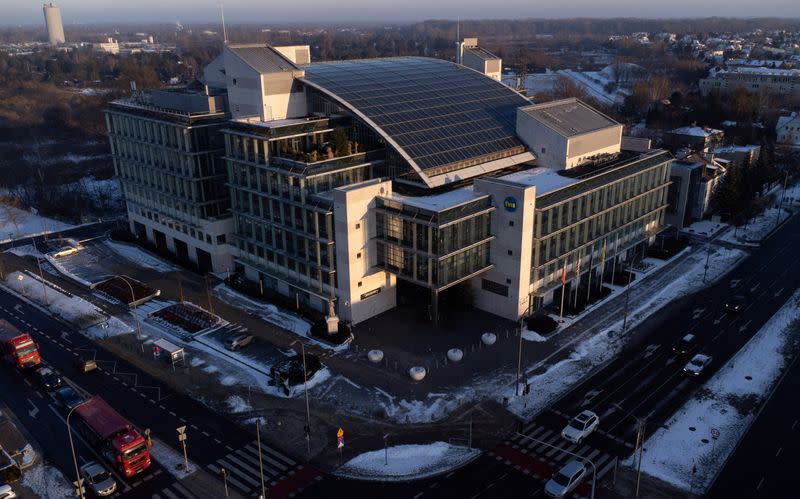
<box><xmin>0</xmin><ymin>319</ymin><xmax>41</xmax><ymax>369</ymax></box>
<box><xmin>74</xmin><ymin>396</ymin><xmax>151</xmax><ymax>478</ymax></box>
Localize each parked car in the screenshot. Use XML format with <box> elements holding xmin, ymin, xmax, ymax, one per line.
<box><xmin>225</xmin><ymin>334</ymin><xmax>254</xmax><ymax>351</ymax></box>
<box><xmin>0</xmin><ymin>484</ymin><xmax>16</xmax><ymax>499</ymax></box>
<box><xmin>544</xmin><ymin>460</ymin><xmax>587</xmax><ymax>498</ymax></box>
<box><xmin>75</xmin><ymin>356</ymin><xmax>97</xmax><ymax>373</ymax></box>
<box><xmin>0</xmin><ymin>412</ymin><xmax>36</xmax><ymax>470</ymax></box>
<box><xmin>561</xmin><ymin>410</ymin><xmax>599</xmax><ymax>444</ymax></box>
<box><xmin>683</xmin><ymin>354</ymin><xmax>713</xmax><ymax>377</ymax></box>
<box><xmin>55</xmin><ymin>386</ymin><xmax>85</xmax><ymax>412</ymax></box>
<box><xmin>33</xmin><ymin>367</ymin><xmax>62</xmax><ymax>391</ymax></box>
<box><xmin>80</xmin><ymin>461</ymin><xmax>117</xmax><ymax>497</ymax></box>
<box><xmin>270</xmin><ymin>353</ymin><xmax>322</xmax><ymax>389</ymax></box>
<box><xmin>671</xmin><ymin>333</ymin><xmax>697</xmax><ymax>355</ymax></box>
<box><xmin>724</xmin><ymin>295</ymin><xmax>745</xmax><ymax>313</ymax></box>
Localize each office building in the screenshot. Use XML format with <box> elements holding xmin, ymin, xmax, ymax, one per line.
<box><xmin>105</xmin><ymin>84</ymin><xmax>234</xmax><ymax>273</ymax></box>
<box><xmin>699</xmin><ymin>66</ymin><xmax>800</xmax><ymax>99</ymax></box>
<box><xmin>43</xmin><ymin>3</ymin><xmax>65</xmax><ymax>45</ymax></box>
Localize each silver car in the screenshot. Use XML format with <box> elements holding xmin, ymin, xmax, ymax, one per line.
<box><xmin>225</xmin><ymin>334</ymin><xmax>254</xmax><ymax>351</ymax></box>
<box><xmin>80</xmin><ymin>461</ymin><xmax>116</xmax><ymax>497</ymax></box>
<box><xmin>544</xmin><ymin>460</ymin><xmax>587</xmax><ymax>498</ymax></box>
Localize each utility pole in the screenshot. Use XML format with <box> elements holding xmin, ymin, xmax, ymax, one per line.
<box><xmin>256</xmin><ymin>419</ymin><xmax>266</xmax><ymax>499</ymax></box>
<box><xmin>622</xmin><ymin>266</ymin><xmax>633</xmax><ymax>331</ymax></box>
<box><xmin>515</xmin><ymin>319</ymin><xmax>523</xmax><ymax>396</ymax></box>
<box><xmin>31</xmin><ymin>239</ymin><xmax>48</xmax><ymax>305</ymax></box>
<box><xmin>613</xmin><ymin>403</ymin><xmax>646</xmax><ymax>499</ymax></box>
<box><xmin>291</xmin><ymin>340</ymin><xmax>312</xmax><ymax>458</ymax></box>
<box><xmin>702</xmin><ymin>244</ymin><xmax>712</xmax><ymax>283</ymax></box>
<box><xmin>383</xmin><ymin>433</ymin><xmax>390</xmax><ymax>466</ymax></box>
<box><xmin>177</xmin><ymin>426</ymin><xmax>189</xmax><ymax>472</ymax></box>
<box><xmin>204</xmin><ymin>274</ymin><xmax>214</xmax><ymax>313</ymax></box>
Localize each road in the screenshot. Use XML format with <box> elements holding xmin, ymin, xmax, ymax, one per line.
<box><xmin>708</xmin><ymin>344</ymin><xmax>800</xmax><ymax>498</ymax></box>
<box><xmin>301</xmin><ymin>212</ymin><xmax>800</xmax><ymax>497</ymax></box>
<box><xmin>0</xmin><ymin>220</ymin><xmax>120</xmax><ymax>253</ymax></box>
<box><xmin>0</xmin><ymin>289</ymin><xmax>319</xmax><ymax>499</ymax></box>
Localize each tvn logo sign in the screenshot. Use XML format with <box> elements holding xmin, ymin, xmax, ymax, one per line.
<box><xmin>503</xmin><ymin>197</ymin><xmax>517</xmax><ymax>212</ymax></box>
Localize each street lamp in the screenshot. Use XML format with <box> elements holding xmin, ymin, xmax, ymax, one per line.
<box><xmin>289</xmin><ymin>339</ymin><xmax>312</xmax><ymax>458</ymax></box>
<box><xmin>220</xmin><ymin>467</ymin><xmax>229</xmax><ymax>499</ymax></box>
<box><xmin>612</xmin><ymin>402</ymin><xmax>647</xmax><ymax>499</ymax></box>
<box><xmin>514</xmin><ymin>432</ymin><xmax>596</xmax><ymax>499</ymax></box>
<box><xmin>117</xmin><ymin>275</ymin><xmax>143</xmax><ymax>349</ymax></box>
<box><xmin>67</xmin><ymin>401</ymin><xmax>89</xmax><ymax>499</ymax></box>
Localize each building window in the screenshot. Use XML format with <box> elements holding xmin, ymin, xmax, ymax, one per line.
<box><xmin>357</xmin><ymin>281</ymin><xmax>362</xmax><ymax>287</ymax></box>
<box><xmin>232</xmin><ymin>78</ymin><xmax>238</xmax><ymax>86</ymax></box>
<box><xmin>355</xmin><ymin>223</ymin><xmax>360</xmax><ymax>229</ymax></box>
<box><xmin>507</xmin><ymin>249</ymin><xmax>513</xmax><ymax>256</ymax></box>
<box><xmin>509</xmin><ymin>220</ymin><xmax>514</xmax><ymax>227</ymax></box>
<box><xmin>541</xmin><ymin>147</ymin><xmax>546</xmax><ymax>154</ymax></box>
<box><xmin>506</xmin><ymin>278</ymin><xmax>512</xmax><ymax>284</ymax></box>
<box><xmin>481</xmin><ymin>278</ymin><xmax>509</xmax><ymax>297</ymax></box>
<box><xmin>216</xmin><ymin>234</ymin><xmax>226</xmax><ymax>245</ymax></box>
<box><xmin>357</xmin><ymin>252</ymin><xmax>361</xmax><ymax>259</ymax></box>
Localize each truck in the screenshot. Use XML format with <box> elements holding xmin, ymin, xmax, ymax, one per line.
<box><xmin>0</xmin><ymin>320</ymin><xmax>41</xmax><ymax>370</ymax></box>
<box><xmin>73</xmin><ymin>396</ymin><xmax>151</xmax><ymax>478</ymax></box>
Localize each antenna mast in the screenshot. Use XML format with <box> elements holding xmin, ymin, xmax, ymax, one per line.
<box><xmin>220</xmin><ymin>2</ymin><xmax>228</xmax><ymax>44</ymax></box>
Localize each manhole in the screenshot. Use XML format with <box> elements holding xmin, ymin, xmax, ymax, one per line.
<box><xmin>745</xmin><ymin>375</ymin><xmax>752</xmax><ymax>380</ymax></box>
<box><xmin>701</xmin><ymin>438</ymin><xmax>709</xmax><ymax>444</ymax></box>
<box><xmin>689</xmin><ymin>427</ymin><xmax>696</xmax><ymax>431</ymax></box>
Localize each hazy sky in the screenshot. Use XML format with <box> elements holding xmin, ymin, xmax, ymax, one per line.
<box><xmin>6</xmin><ymin>0</ymin><xmax>800</xmax><ymax>25</ymax></box>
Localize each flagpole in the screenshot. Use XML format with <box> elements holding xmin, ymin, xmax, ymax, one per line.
<box><xmin>559</xmin><ymin>259</ymin><xmax>567</xmax><ymax>319</ymax></box>
<box><xmin>611</xmin><ymin>233</ymin><xmax>620</xmax><ymax>285</ymax></box>
<box><xmin>586</xmin><ymin>246</ymin><xmax>594</xmax><ymax>304</ymax></box>
<box><xmin>573</xmin><ymin>251</ymin><xmax>580</xmax><ymax>309</ymax></box>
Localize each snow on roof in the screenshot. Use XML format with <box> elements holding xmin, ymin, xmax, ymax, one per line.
<box><xmin>777</xmin><ymin>113</ymin><xmax>799</xmax><ymax>130</ymax></box>
<box><xmin>499</xmin><ymin>167</ymin><xmax>578</xmax><ymax>195</ymax></box>
<box><xmin>714</xmin><ymin>145</ymin><xmax>760</xmax><ymax>154</ymax></box>
<box><xmin>671</xmin><ymin>126</ymin><xmax>723</xmax><ymax>138</ymax></box>
<box><xmin>387</xmin><ymin>186</ymin><xmax>483</xmax><ymax>212</ymax></box>
<box><xmin>719</xmin><ymin>66</ymin><xmax>800</xmax><ymax>76</ymax></box>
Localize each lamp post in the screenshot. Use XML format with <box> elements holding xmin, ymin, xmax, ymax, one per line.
<box><xmin>289</xmin><ymin>340</ymin><xmax>312</xmax><ymax>458</ymax></box>
<box><xmin>220</xmin><ymin>467</ymin><xmax>229</xmax><ymax>499</ymax></box>
<box><xmin>515</xmin><ymin>319</ymin><xmax>524</xmax><ymax>396</ymax></box>
<box><xmin>117</xmin><ymin>276</ymin><xmax>143</xmax><ymax>348</ymax></box>
<box><xmin>612</xmin><ymin>402</ymin><xmax>647</xmax><ymax>499</ymax></box>
<box><xmin>514</xmin><ymin>432</ymin><xmax>596</xmax><ymax>499</ymax></box>
<box><xmin>67</xmin><ymin>402</ymin><xmax>88</xmax><ymax>499</ymax></box>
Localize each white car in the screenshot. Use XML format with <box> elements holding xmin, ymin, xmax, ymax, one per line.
<box><xmin>0</xmin><ymin>484</ymin><xmax>16</xmax><ymax>499</ymax></box>
<box><xmin>561</xmin><ymin>410</ymin><xmax>599</xmax><ymax>444</ymax></box>
<box><xmin>683</xmin><ymin>354</ymin><xmax>712</xmax><ymax>377</ymax></box>
<box><xmin>544</xmin><ymin>460</ymin><xmax>587</xmax><ymax>498</ymax></box>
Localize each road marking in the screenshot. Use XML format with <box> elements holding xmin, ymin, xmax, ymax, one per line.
<box><xmin>776</xmin><ymin>447</ymin><xmax>782</xmax><ymax>458</ymax></box>
<box><xmin>414</xmin><ymin>493</ymin><xmax>424</xmax><ymax>499</ymax></box>
<box><xmin>750</xmin><ymin>283</ymin><xmax>760</xmax><ymax>292</ymax></box>
<box><xmin>169</xmin><ymin>411</ymin><xmax>177</xmax><ymax>417</ymax></box>
<box><xmin>691</xmin><ymin>308</ymin><xmax>705</xmax><ymax>320</ymax></box>
<box><xmin>739</xmin><ymin>320</ymin><xmax>752</xmax><ymax>333</ymax></box>
<box><xmin>713</xmin><ymin>315</ymin><xmax>725</xmax><ymax>325</ymax></box>
<box><xmin>756</xmin><ymin>477</ymin><xmax>765</xmax><ymax>491</ymax></box>
<box><xmin>774</xmin><ymin>287</ymin><xmax>785</xmax><ymax>297</ymax></box>
<box><xmin>445</xmin><ymin>471</ymin><xmax>455</xmax><ymax>479</ymax></box>
<box><xmin>27</xmin><ymin>398</ymin><xmax>39</xmax><ymax>418</ymax></box>
<box><xmin>792</xmin><ymin>419</ymin><xmax>798</xmax><ymax>430</ymax></box>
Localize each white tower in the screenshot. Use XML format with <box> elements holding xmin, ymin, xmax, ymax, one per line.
<box><xmin>43</xmin><ymin>3</ymin><xmax>65</xmax><ymax>45</ymax></box>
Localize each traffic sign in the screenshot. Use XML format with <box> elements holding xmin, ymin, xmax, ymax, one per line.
<box><xmin>17</xmin><ymin>275</ymin><xmax>23</xmax><ymax>281</ymax></box>
<box><xmin>337</xmin><ymin>436</ymin><xmax>344</xmax><ymax>449</ymax></box>
<box><xmin>177</xmin><ymin>425</ymin><xmax>186</xmax><ymax>434</ymax></box>
<box><xmin>711</xmin><ymin>428</ymin><xmax>720</xmax><ymax>439</ymax></box>
<box><xmin>337</xmin><ymin>427</ymin><xmax>344</xmax><ymax>439</ymax></box>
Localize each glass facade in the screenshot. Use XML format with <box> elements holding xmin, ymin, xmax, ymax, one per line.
<box><xmin>531</xmin><ymin>154</ymin><xmax>672</xmax><ymax>289</ymax></box>
<box><xmin>374</xmin><ymin>197</ymin><xmax>494</xmax><ymax>289</ymax></box>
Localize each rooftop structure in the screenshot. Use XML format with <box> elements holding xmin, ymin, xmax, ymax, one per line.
<box><xmin>519</xmin><ymin>99</ymin><xmax>620</xmax><ymax>137</ymax></box>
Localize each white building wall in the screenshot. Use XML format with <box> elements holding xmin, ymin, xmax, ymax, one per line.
<box><xmin>516</xmin><ymin>111</ymin><xmax>568</xmax><ymax>170</ymax></box>
<box><xmin>333</xmin><ymin>180</ymin><xmax>397</xmax><ymax>324</ymax></box>
<box><xmin>223</xmin><ymin>49</ymin><xmax>264</xmax><ymax>119</ymax></box>
<box><xmin>566</xmin><ymin>126</ymin><xmax>623</xmax><ymax>167</ymax></box>
<box><xmin>471</xmin><ymin>178</ymin><xmax>536</xmax><ymax>321</ymax></box>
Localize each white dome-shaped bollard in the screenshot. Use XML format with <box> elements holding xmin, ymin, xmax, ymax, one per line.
<box><xmin>481</xmin><ymin>332</ymin><xmax>497</xmax><ymax>346</ymax></box>
<box><xmin>409</xmin><ymin>366</ymin><xmax>427</xmax><ymax>381</ymax></box>
<box><xmin>447</xmin><ymin>348</ymin><xmax>464</xmax><ymax>362</ymax></box>
<box><xmin>367</xmin><ymin>349</ymin><xmax>384</xmax><ymax>363</ymax></box>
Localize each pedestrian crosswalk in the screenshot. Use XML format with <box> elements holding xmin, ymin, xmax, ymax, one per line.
<box><xmin>152</xmin><ymin>481</ymin><xmax>199</xmax><ymax>499</ymax></box>
<box><xmin>507</xmin><ymin>421</ymin><xmax>618</xmax><ymax>482</ymax></box>
<box><xmin>206</xmin><ymin>439</ymin><xmax>298</xmax><ymax>496</ymax></box>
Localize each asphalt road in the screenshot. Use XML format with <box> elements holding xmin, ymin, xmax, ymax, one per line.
<box><xmin>0</xmin><ymin>289</ymin><xmax>316</xmax><ymax>499</ymax></box>
<box><xmin>301</xmin><ymin>212</ymin><xmax>800</xmax><ymax>498</ymax></box>
<box><xmin>708</xmin><ymin>344</ymin><xmax>800</xmax><ymax>498</ymax></box>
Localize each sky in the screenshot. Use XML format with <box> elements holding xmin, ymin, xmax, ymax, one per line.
<box><xmin>5</xmin><ymin>0</ymin><xmax>800</xmax><ymax>25</ymax></box>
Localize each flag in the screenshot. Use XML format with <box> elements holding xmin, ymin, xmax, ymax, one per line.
<box><xmin>575</xmin><ymin>252</ymin><xmax>581</xmax><ymax>280</ymax></box>
<box><xmin>561</xmin><ymin>259</ymin><xmax>567</xmax><ymax>285</ymax></box>
<box><xmin>600</xmin><ymin>239</ymin><xmax>607</xmax><ymax>269</ymax></box>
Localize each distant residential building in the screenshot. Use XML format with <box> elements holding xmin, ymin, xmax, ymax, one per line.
<box><xmin>666</xmin><ymin>153</ymin><xmax>727</xmax><ymax>229</ymax></box>
<box><xmin>776</xmin><ymin>112</ymin><xmax>800</xmax><ymax>147</ymax></box>
<box><xmin>42</xmin><ymin>3</ymin><xmax>65</xmax><ymax>45</ymax></box>
<box><xmin>665</xmin><ymin>126</ymin><xmax>724</xmax><ymax>153</ymax></box>
<box><xmin>700</xmin><ymin>66</ymin><xmax>800</xmax><ymax>99</ymax></box>
<box><xmin>456</xmin><ymin>38</ymin><xmax>502</xmax><ymax>81</ymax></box>
<box><xmin>105</xmin><ymin>84</ymin><xmax>234</xmax><ymax>273</ymax></box>
<box><xmin>713</xmin><ymin>144</ymin><xmax>761</xmax><ymax>168</ymax></box>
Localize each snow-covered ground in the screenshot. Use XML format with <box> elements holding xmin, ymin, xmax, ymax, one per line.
<box><xmin>103</xmin><ymin>240</ymin><xmax>179</xmax><ymax>273</ymax></box>
<box><xmin>504</xmin><ymin>245</ymin><xmax>746</xmax><ymax>419</ymax></box>
<box><xmin>336</xmin><ymin>442</ymin><xmax>480</xmax><ymax>481</ymax></box>
<box><xmin>213</xmin><ymin>284</ymin><xmax>312</xmax><ymax>337</ymax></box>
<box><xmin>635</xmin><ymin>288</ymin><xmax>800</xmax><ymax>492</ymax></box>
<box><xmin>21</xmin><ymin>462</ymin><xmax>74</xmax><ymax>499</ymax></box>
<box><xmin>227</xmin><ymin>395</ymin><xmax>252</xmax><ymax>413</ymax></box>
<box><xmin>0</xmin><ymin>204</ymin><xmax>73</xmax><ymax>243</ymax></box>
<box><xmin>718</xmin><ymin>207</ymin><xmax>790</xmax><ymax>245</ymax></box>
<box><xmin>149</xmin><ymin>437</ymin><xmax>197</xmax><ymax>477</ymax></box>
<box><xmin>3</xmin><ymin>271</ymin><xmax>131</xmax><ymax>338</ymax></box>
<box><xmin>557</xmin><ymin>69</ymin><xmax>626</xmax><ymax>105</ymax></box>
<box><xmin>681</xmin><ymin>219</ymin><xmax>729</xmax><ymax>238</ymax></box>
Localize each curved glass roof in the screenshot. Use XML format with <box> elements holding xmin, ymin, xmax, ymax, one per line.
<box><xmin>301</xmin><ymin>57</ymin><xmax>529</xmax><ymax>179</ymax></box>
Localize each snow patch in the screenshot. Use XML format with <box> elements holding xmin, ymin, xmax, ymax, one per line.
<box><xmin>21</xmin><ymin>463</ymin><xmax>73</xmax><ymax>499</ymax></box>
<box><xmin>227</xmin><ymin>395</ymin><xmax>252</xmax><ymax>413</ymax></box>
<box><xmin>149</xmin><ymin>438</ymin><xmax>197</xmax><ymax>477</ymax></box>
<box><xmin>336</xmin><ymin>442</ymin><xmax>481</xmax><ymax>481</ymax></box>
<box><xmin>104</xmin><ymin>240</ymin><xmax>179</xmax><ymax>273</ymax></box>
<box><xmin>0</xmin><ymin>204</ymin><xmax>73</xmax><ymax>243</ymax></box>
<box><xmin>522</xmin><ymin>329</ymin><xmax>548</xmax><ymax>342</ymax></box>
